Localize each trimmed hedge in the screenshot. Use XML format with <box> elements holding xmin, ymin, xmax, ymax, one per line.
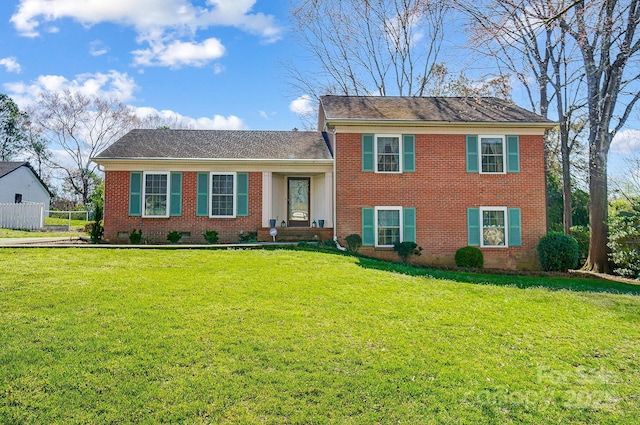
<box><xmin>455</xmin><ymin>246</ymin><xmax>484</xmax><ymax>268</ymax></box>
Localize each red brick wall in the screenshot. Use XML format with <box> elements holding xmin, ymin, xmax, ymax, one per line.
<box><xmin>334</xmin><ymin>133</ymin><xmax>547</xmax><ymax>270</ymax></box>
<box><xmin>104</xmin><ymin>171</ymin><xmax>262</xmax><ymax>243</ymax></box>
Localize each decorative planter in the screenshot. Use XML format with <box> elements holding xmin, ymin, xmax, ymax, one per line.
<box><xmin>269</xmin><ymin>219</ymin><xmax>277</xmax><ymax>228</ymax></box>
<box><xmin>318</xmin><ymin>219</ymin><xmax>325</xmax><ymax>228</ymax></box>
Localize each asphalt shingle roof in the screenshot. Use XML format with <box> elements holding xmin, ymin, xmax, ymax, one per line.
<box><xmin>320</xmin><ymin>95</ymin><xmax>553</xmax><ymax>124</ymax></box>
<box><xmin>95</xmin><ymin>130</ymin><xmax>333</xmax><ymax>160</ymax></box>
<box><xmin>0</xmin><ymin>161</ymin><xmax>28</xmax><ymax>179</ymax></box>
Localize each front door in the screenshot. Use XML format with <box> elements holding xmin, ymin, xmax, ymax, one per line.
<box><xmin>288</xmin><ymin>177</ymin><xmax>310</xmax><ymax>227</ymax></box>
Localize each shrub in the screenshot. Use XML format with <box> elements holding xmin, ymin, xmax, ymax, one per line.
<box><xmin>608</xmin><ymin>209</ymin><xmax>640</xmax><ymax>279</ymax></box>
<box><xmin>322</xmin><ymin>239</ymin><xmax>337</xmax><ymax>249</ymax></box>
<box><xmin>570</xmin><ymin>225</ymin><xmax>590</xmax><ymax>264</ymax></box>
<box><xmin>239</xmin><ymin>232</ymin><xmax>258</xmax><ymax>243</ymax></box>
<box><xmin>345</xmin><ymin>234</ymin><xmax>362</xmax><ymax>253</ymax></box>
<box><xmin>455</xmin><ymin>246</ymin><xmax>484</xmax><ymax>268</ymax></box>
<box><xmin>537</xmin><ymin>232</ymin><xmax>580</xmax><ymax>272</ymax></box>
<box><xmin>89</xmin><ymin>198</ymin><xmax>104</xmax><ymax>243</ymax></box>
<box><xmin>167</xmin><ymin>231</ymin><xmax>182</xmax><ymax>244</ymax></box>
<box><xmin>393</xmin><ymin>241</ymin><xmax>423</xmax><ymax>263</ymax></box>
<box><xmin>203</xmin><ymin>230</ymin><xmax>219</xmax><ymax>244</ymax></box>
<box><xmin>297</xmin><ymin>241</ymin><xmax>311</xmax><ymax>248</ymax></box>
<box><xmin>129</xmin><ymin>229</ymin><xmax>142</xmax><ymax>244</ymax></box>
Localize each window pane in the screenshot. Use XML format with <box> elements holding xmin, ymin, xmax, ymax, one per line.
<box><xmin>482</xmin><ymin>210</ymin><xmax>505</xmax><ymax>246</ymax></box>
<box><xmin>377</xmin><ymin>209</ymin><xmax>401</xmax><ymax>246</ymax></box>
<box><xmin>481</xmin><ymin>137</ymin><xmax>504</xmax><ymax>173</ymax></box>
<box><xmin>377</xmin><ymin>136</ymin><xmax>400</xmax><ymax>172</ymax></box>
<box><xmin>211</xmin><ymin>174</ymin><xmax>234</xmax><ymax>216</ymax></box>
<box><xmin>144</xmin><ymin>174</ymin><xmax>167</xmax><ymax>216</ymax></box>
<box><xmin>378</xmin><ymin>209</ymin><xmax>400</xmax><ymax>226</ymax></box>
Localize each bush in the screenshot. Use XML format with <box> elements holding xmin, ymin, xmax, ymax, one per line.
<box><xmin>322</xmin><ymin>239</ymin><xmax>337</xmax><ymax>249</ymax></box>
<box><xmin>203</xmin><ymin>230</ymin><xmax>219</xmax><ymax>244</ymax></box>
<box><xmin>537</xmin><ymin>232</ymin><xmax>580</xmax><ymax>272</ymax></box>
<box><xmin>129</xmin><ymin>229</ymin><xmax>142</xmax><ymax>244</ymax></box>
<box><xmin>393</xmin><ymin>241</ymin><xmax>423</xmax><ymax>262</ymax></box>
<box><xmin>239</xmin><ymin>232</ymin><xmax>258</xmax><ymax>243</ymax></box>
<box><xmin>608</xmin><ymin>209</ymin><xmax>640</xmax><ymax>279</ymax></box>
<box><xmin>345</xmin><ymin>234</ymin><xmax>362</xmax><ymax>253</ymax></box>
<box><xmin>167</xmin><ymin>231</ymin><xmax>182</xmax><ymax>244</ymax></box>
<box><xmin>570</xmin><ymin>225</ymin><xmax>590</xmax><ymax>264</ymax></box>
<box><xmin>455</xmin><ymin>246</ymin><xmax>484</xmax><ymax>268</ymax></box>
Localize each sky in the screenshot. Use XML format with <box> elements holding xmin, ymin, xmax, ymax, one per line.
<box><xmin>0</xmin><ymin>0</ymin><xmax>314</xmax><ymax>131</ymax></box>
<box><xmin>0</xmin><ymin>0</ymin><xmax>638</xmax><ymax>179</ymax></box>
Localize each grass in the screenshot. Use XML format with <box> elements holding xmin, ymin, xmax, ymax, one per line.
<box><xmin>0</xmin><ymin>228</ymin><xmax>85</xmax><ymax>238</ymax></box>
<box><xmin>1</xmin><ymin>248</ymin><xmax>639</xmax><ymax>424</ymax></box>
<box><xmin>43</xmin><ymin>217</ymin><xmax>89</xmax><ymax>229</ymax></box>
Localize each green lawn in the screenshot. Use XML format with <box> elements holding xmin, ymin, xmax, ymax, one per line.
<box><xmin>1</xmin><ymin>249</ymin><xmax>638</xmax><ymax>424</ymax></box>
<box><xmin>0</xmin><ymin>228</ymin><xmax>85</xmax><ymax>238</ymax></box>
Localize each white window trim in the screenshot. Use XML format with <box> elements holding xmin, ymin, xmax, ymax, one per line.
<box><xmin>374</xmin><ymin>134</ymin><xmax>402</xmax><ymax>174</ymax></box>
<box><xmin>374</xmin><ymin>206</ymin><xmax>403</xmax><ymax>247</ymax></box>
<box><xmin>480</xmin><ymin>206</ymin><xmax>509</xmax><ymax>248</ymax></box>
<box><xmin>209</xmin><ymin>172</ymin><xmax>237</xmax><ymax>218</ymax></box>
<box><xmin>142</xmin><ymin>171</ymin><xmax>170</xmax><ymax>218</ymax></box>
<box><xmin>479</xmin><ymin>135</ymin><xmax>506</xmax><ymax>175</ymax></box>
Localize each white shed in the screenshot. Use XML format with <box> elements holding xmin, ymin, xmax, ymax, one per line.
<box><xmin>0</xmin><ymin>162</ymin><xmax>52</xmax><ymax>210</ymax></box>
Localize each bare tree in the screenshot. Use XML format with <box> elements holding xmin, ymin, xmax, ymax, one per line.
<box><xmin>33</xmin><ymin>90</ymin><xmax>141</xmax><ymax>205</ymax></box>
<box><xmin>556</xmin><ymin>0</ymin><xmax>640</xmax><ymax>273</ymax></box>
<box><xmin>458</xmin><ymin>0</ymin><xmax>587</xmax><ymax>234</ymax></box>
<box><xmin>288</xmin><ymin>0</ymin><xmax>449</xmax><ymax>99</ymax></box>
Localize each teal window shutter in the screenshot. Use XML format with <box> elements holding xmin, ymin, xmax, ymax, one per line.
<box><xmin>169</xmin><ymin>172</ymin><xmax>182</xmax><ymax>216</ymax></box>
<box><xmin>129</xmin><ymin>172</ymin><xmax>142</xmax><ymax>216</ymax></box>
<box><xmin>196</xmin><ymin>172</ymin><xmax>209</xmax><ymax>217</ymax></box>
<box><xmin>362</xmin><ymin>134</ymin><xmax>374</xmax><ymax>172</ymax></box>
<box><xmin>507</xmin><ymin>135</ymin><xmax>520</xmax><ymax>172</ymax></box>
<box><xmin>237</xmin><ymin>173</ymin><xmax>249</xmax><ymax>216</ymax></box>
<box><xmin>466</xmin><ymin>135</ymin><xmax>479</xmax><ymax>172</ymax></box>
<box><xmin>403</xmin><ymin>135</ymin><xmax>415</xmax><ymax>172</ymax></box>
<box><xmin>362</xmin><ymin>208</ymin><xmax>375</xmax><ymax>246</ymax></box>
<box><xmin>403</xmin><ymin>207</ymin><xmax>416</xmax><ymax>242</ymax></box>
<box><xmin>467</xmin><ymin>208</ymin><xmax>480</xmax><ymax>246</ymax></box>
<box><xmin>508</xmin><ymin>208</ymin><xmax>522</xmax><ymax>247</ymax></box>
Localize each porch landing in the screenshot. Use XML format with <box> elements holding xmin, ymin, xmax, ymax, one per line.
<box><xmin>257</xmin><ymin>227</ymin><xmax>333</xmax><ymax>242</ymax></box>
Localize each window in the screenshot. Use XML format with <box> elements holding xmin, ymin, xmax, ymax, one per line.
<box><xmin>14</xmin><ymin>193</ymin><xmax>22</xmax><ymax>204</ymax></box>
<box><xmin>480</xmin><ymin>136</ymin><xmax>505</xmax><ymax>173</ymax></box>
<box><xmin>375</xmin><ymin>206</ymin><xmax>402</xmax><ymax>246</ymax></box>
<box><xmin>210</xmin><ymin>173</ymin><xmax>236</xmax><ymax>217</ymax></box>
<box><xmin>143</xmin><ymin>172</ymin><xmax>169</xmax><ymax>217</ymax></box>
<box><xmin>376</xmin><ymin>135</ymin><xmax>401</xmax><ymax>172</ymax></box>
<box><xmin>481</xmin><ymin>207</ymin><xmax>507</xmax><ymax>247</ymax></box>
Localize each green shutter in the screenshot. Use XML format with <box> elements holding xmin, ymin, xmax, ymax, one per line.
<box><xmin>403</xmin><ymin>207</ymin><xmax>416</xmax><ymax>242</ymax></box>
<box><xmin>403</xmin><ymin>135</ymin><xmax>415</xmax><ymax>172</ymax></box>
<box><xmin>362</xmin><ymin>134</ymin><xmax>374</xmax><ymax>172</ymax></box>
<box><xmin>196</xmin><ymin>172</ymin><xmax>209</xmax><ymax>217</ymax></box>
<box><xmin>467</xmin><ymin>207</ymin><xmax>480</xmax><ymax>246</ymax></box>
<box><xmin>129</xmin><ymin>172</ymin><xmax>142</xmax><ymax>216</ymax></box>
<box><xmin>237</xmin><ymin>173</ymin><xmax>249</xmax><ymax>216</ymax></box>
<box><xmin>466</xmin><ymin>135</ymin><xmax>479</xmax><ymax>172</ymax></box>
<box><xmin>362</xmin><ymin>208</ymin><xmax>375</xmax><ymax>246</ymax></box>
<box><xmin>170</xmin><ymin>172</ymin><xmax>182</xmax><ymax>216</ymax></box>
<box><xmin>507</xmin><ymin>135</ymin><xmax>520</xmax><ymax>173</ymax></box>
<box><xmin>508</xmin><ymin>208</ymin><xmax>522</xmax><ymax>247</ymax></box>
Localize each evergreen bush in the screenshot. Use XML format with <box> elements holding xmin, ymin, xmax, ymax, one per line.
<box><xmin>608</xmin><ymin>209</ymin><xmax>640</xmax><ymax>279</ymax></box>
<box><xmin>129</xmin><ymin>229</ymin><xmax>142</xmax><ymax>244</ymax></box>
<box><xmin>537</xmin><ymin>232</ymin><xmax>580</xmax><ymax>272</ymax></box>
<box><xmin>455</xmin><ymin>246</ymin><xmax>484</xmax><ymax>268</ymax></box>
<box><xmin>167</xmin><ymin>231</ymin><xmax>182</xmax><ymax>244</ymax></box>
<box><xmin>203</xmin><ymin>230</ymin><xmax>219</xmax><ymax>244</ymax></box>
<box><xmin>393</xmin><ymin>241</ymin><xmax>423</xmax><ymax>262</ymax></box>
<box><xmin>345</xmin><ymin>234</ymin><xmax>362</xmax><ymax>253</ymax></box>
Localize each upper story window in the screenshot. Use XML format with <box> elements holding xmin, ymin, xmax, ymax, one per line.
<box><xmin>466</xmin><ymin>135</ymin><xmax>519</xmax><ymax>174</ymax></box>
<box><xmin>480</xmin><ymin>136</ymin><xmax>505</xmax><ymax>173</ymax></box>
<box><xmin>376</xmin><ymin>135</ymin><xmax>401</xmax><ymax>172</ymax></box>
<box><xmin>211</xmin><ymin>172</ymin><xmax>236</xmax><ymax>217</ymax></box>
<box><xmin>143</xmin><ymin>172</ymin><xmax>169</xmax><ymax>217</ymax></box>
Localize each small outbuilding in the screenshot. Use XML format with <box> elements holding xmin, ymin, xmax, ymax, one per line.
<box><xmin>0</xmin><ymin>161</ymin><xmax>52</xmax><ymax>210</ymax></box>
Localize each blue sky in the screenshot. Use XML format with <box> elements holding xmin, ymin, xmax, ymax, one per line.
<box><xmin>0</xmin><ymin>0</ymin><xmax>638</xmax><ymax>179</ymax></box>
<box><xmin>0</xmin><ymin>0</ymin><xmax>313</xmax><ymax>131</ymax></box>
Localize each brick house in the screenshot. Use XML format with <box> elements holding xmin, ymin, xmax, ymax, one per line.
<box><xmin>94</xmin><ymin>96</ymin><xmax>553</xmax><ymax>269</ymax></box>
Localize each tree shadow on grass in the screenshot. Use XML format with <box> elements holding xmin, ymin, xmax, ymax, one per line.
<box><xmin>355</xmin><ymin>256</ymin><xmax>640</xmax><ymax>296</ymax></box>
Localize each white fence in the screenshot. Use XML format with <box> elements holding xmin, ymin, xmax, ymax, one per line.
<box><xmin>0</xmin><ymin>202</ymin><xmax>44</xmax><ymax>231</ymax></box>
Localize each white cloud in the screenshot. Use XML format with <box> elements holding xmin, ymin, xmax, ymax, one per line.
<box><xmin>213</xmin><ymin>63</ymin><xmax>224</xmax><ymax>74</ymax></box>
<box><xmin>135</xmin><ymin>106</ymin><xmax>247</xmax><ymax>130</ymax></box>
<box><xmin>612</xmin><ymin>129</ymin><xmax>640</xmax><ymax>154</ymax></box>
<box><xmin>132</xmin><ymin>38</ymin><xmax>225</xmax><ymax>68</ymax></box>
<box><xmin>0</xmin><ymin>57</ymin><xmax>22</xmax><ymax>73</ymax></box>
<box><xmin>10</xmin><ymin>0</ymin><xmax>282</xmax><ymax>69</ymax></box>
<box><xmin>89</xmin><ymin>40</ymin><xmax>108</xmax><ymax>57</ymax></box>
<box><xmin>3</xmin><ymin>70</ymin><xmax>138</xmax><ymax>107</ymax></box>
<box><xmin>289</xmin><ymin>95</ymin><xmax>315</xmax><ymax>115</ymax></box>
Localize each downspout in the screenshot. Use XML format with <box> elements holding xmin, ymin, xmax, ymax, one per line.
<box><xmin>331</xmin><ymin>128</ymin><xmax>346</xmax><ymax>251</ymax></box>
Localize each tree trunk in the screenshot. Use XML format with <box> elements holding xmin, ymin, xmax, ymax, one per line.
<box><xmin>583</xmin><ymin>147</ymin><xmax>609</xmax><ymax>273</ymax></box>
<box><xmin>561</xmin><ymin>131</ymin><xmax>572</xmax><ymax>234</ymax></box>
